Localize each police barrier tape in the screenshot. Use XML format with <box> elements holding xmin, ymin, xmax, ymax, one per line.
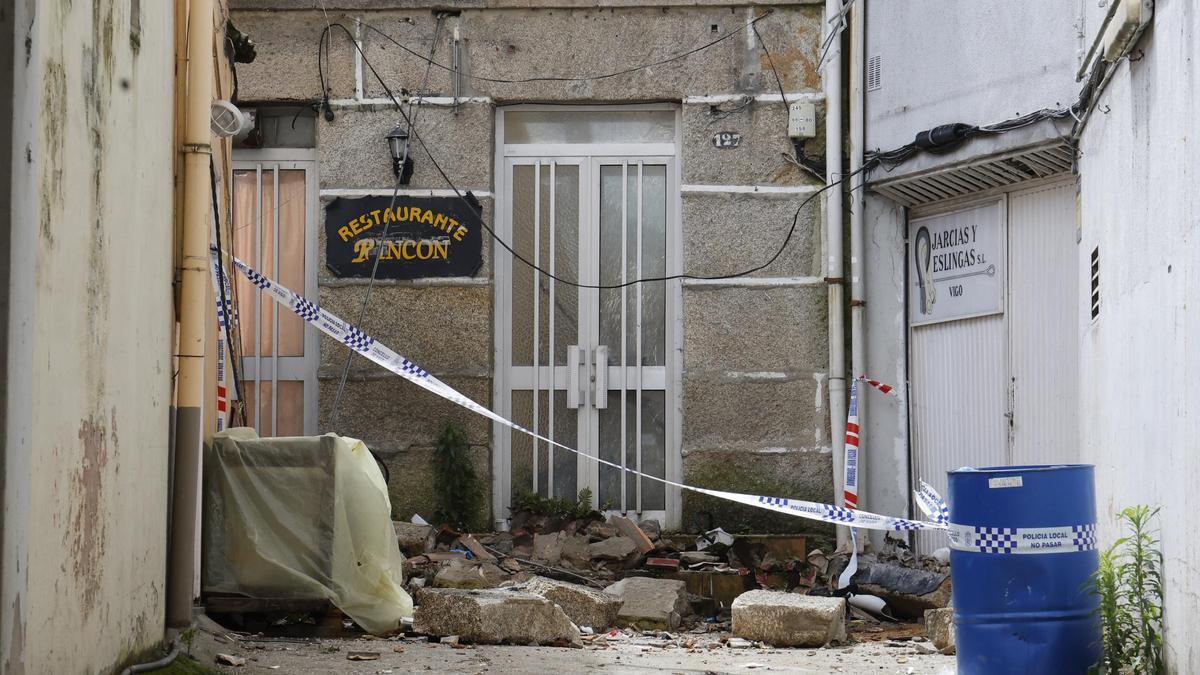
<box><xmin>947</xmin><ymin>523</ymin><xmax>1098</xmax><ymax>554</ymax></box>
<box><xmin>214</xmin><ymin>249</ymin><xmax>947</xmax><ymax>533</ymax></box>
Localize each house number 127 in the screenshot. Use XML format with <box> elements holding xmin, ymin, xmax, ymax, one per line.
<box><xmin>712</xmin><ymin>132</ymin><xmax>742</xmax><ymax>148</ymax></box>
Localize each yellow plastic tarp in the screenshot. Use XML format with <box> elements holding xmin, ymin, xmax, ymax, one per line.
<box><xmin>202</xmin><ymin>428</ymin><xmax>412</xmax><ymax>634</ymax></box>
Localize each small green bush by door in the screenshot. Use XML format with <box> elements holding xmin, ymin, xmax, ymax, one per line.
<box><xmin>432</xmin><ymin>423</ymin><xmax>485</xmax><ymax>531</ymax></box>
<box><xmin>1088</xmin><ymin>505</ymin><xmax>1164</xmax><ymax>675</ymax></box>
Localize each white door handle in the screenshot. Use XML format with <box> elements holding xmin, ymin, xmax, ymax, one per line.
<box><xmin>594</xmin><ymin>345</ymin><xmax>608</xmax><ymax>409</ymax></box>
<box><xmin>567</xmin><ymin>345</ymin><xmax>581</xmax><ymax>409</ymax></box>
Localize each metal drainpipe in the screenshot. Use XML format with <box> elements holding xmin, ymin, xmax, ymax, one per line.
<box><xmin>848</xmin><ymin>0</ymin><xmax>866</xmax><ymax>537</ymax></box>
<box><xmin>167</xmin><ymin>0</ymin><xmax>214</xmax><ymax>628</ymax></box>
<box><xmin>824</xmin><ymin>0</ymin><xmax>848</xmax><ymax>548</ymax></box>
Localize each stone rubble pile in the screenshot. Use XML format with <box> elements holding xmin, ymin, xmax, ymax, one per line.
<box><xmin>396</xmin><ymin>513</ymin><xmax>952</xmax><ymax>648</ymax></box>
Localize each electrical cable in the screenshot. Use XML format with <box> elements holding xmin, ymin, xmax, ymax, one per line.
<box><xmin>354</xmin><ymin>11</ymin><xmax>773</xmax><ymax>85</ymax></box>
<box><xmin>328</xmin><ymin>16</ymin><xmax>444</xmax><ymax>432</ymax></box>
<box><xmin>753</xmin><ymin>22</ymin><xmax>826</xmax><ymax>181</ymax></box>
<box><xmin>320</xmin><ymin>21</ymin><xmax>872</xmax><ymax>290</ymax></box>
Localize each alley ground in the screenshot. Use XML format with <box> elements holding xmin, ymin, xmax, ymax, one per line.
<box><xmin>179</xmin><ymin>616</ymin><xmax>955</xmax><ymax>674</ymax></box>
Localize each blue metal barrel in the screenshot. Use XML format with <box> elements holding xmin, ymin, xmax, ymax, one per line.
<box><xmin>947</xmin><ymin>464</ymin><xmax>1101</xmax><ymax>674</ymax></box>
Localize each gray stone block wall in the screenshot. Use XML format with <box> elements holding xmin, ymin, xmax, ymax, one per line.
<box><xmin>233</xmin><ymin>2</ymin><xmax>832</xmax><ymax>534</ymax></box>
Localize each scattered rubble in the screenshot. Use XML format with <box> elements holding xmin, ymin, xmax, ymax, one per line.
<box><xmin>388</xmin><ymin>509</ymin><xmax>952</xmax><ymax>652</ymax></box>
<box><xmin>925</xmin><ymin>607</ymin><xmax>956</xmax><ymax>654</ymax></box>
<box><xmin>731</xmin><ymin>590</ymin><xmax>847</xmax><ymax>647</ymax></box>
<box><xmin>393</xmin><ymin>522</ymin><xmax>433</xmax><ymax>557</ymax></box>
<box><xmin>610</xmin><ymin>515</ymin><xmax>656</xmax><ymax>554</ymax></box>
<box><xmin>517</xmin><ymin>576</ymin><xmax>623</xmax><ymax>630</ymax></box>
<box><xmin>604</xmin><ymin>577</ymin><xmax>690</xmax><ymax>630</ymax></box>
<box><xmin>412</xmin><ymin>587</ymin><xmax>581</xmax><ymax>646</ymax></box>
<box><xmin>216</xmin><ymin>653</ymin><xmax>247</xmax><ymax>667</ymax></box>
<box><xmin>850</xmin><ymin>562</ymin><xmax>950</xmax><ymax>618</ymax></box>
<box><xmin>588</xmin><ymin>535</ymin><xmax>638</xmax><ymax>562</ymax></box>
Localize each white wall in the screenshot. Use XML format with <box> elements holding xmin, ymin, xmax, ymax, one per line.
<box><xmin>865</xmin><ymin>0</ymin><xmax>1082</xmax><ymax>152</ymax></box>
<box><xmin>2</xmin><ymin>2</ymin><xmax>177</xmax><ymax>672</ymax></box>
<box><xmin>1076</xmin><ymin>1</ymin><xmax>1200</xmax><ymax>669</ymax></box>
<box><xmin>862</xmin><ymin>195</ymin><xmax>911</xmax><ymax>547</ymax></box>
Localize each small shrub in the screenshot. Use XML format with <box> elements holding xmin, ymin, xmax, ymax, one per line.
<box><xmin>1088</xmin><ymin>505</ymin><xmax>1164</xmax><ymax>674</ymax></box>
<box><xmin>432</xmin><ymin>423</ymin><xmax>484</xmax><ymax>531</ymax></box>
<box><xmin>511</xmin><ymin>487</ymin><xmax>599</xmax><ymax>520</ymax></box>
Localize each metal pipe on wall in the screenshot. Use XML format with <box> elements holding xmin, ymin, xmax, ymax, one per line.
<box><xmin>167</xmin><ymin>0</ymin><xmax>214</xmax><ymax>628</ymax></box>
<box><xmin>848</xmin><ymin>0</ymin><xmax>867</xmax><ymax>525</ymax></box>
<box><xmin>824</xmin><ymin>0</ymin><xmax>848</xmax><ymax>548</ymax></box>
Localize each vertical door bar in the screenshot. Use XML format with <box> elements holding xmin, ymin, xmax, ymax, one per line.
<box><xmin>619</xmin><ymin>162</ymin><xmax>628</xmax><ymax>513</ymax></box>
<box><xmin>532</xmin><ymin>162</ymin><xmax>541</xmax><ymax>495</ymax></box>
<box><xmin>635</xmin><ymin>161</ymin><xmax>644</xmax><ymax>514</ymax></box>
<box><xmin>548</xmin><ymin>162</ymin><xmax>556</xmax><ymax>497</ymax></box>
<box><xmin>271</xmin><ymin>166</ymin><xmax>280</xmax><ymax>436</ymax></box>
<box><xmin>254</xmin><ymin>165</ymin><xmax>263</xmax><ymax>436</ymax></box>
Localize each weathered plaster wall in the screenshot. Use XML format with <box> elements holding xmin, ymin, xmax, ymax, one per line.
<box><xmin>859</xmin><ymin>0</ymin><xmax>1084</xmax><ymax>547</ymax></box>
<box><xmin>864</xmin><ymin>0</ymin><xmax>1083</xmax><ymax>153</ymax></box>
<box><xmin>859</xmin><ymin>195</ymin><xmax>909</xmax><ymax>548</ymax></box>
<box><xmin>234</xmin><ymin>2</ymin><xmax>831</xmax><ymax>533</ymax></box>
<box><xmin>1077</xmin><ymin>1</ymin><xmax>1200</xmax><ymax>669</ymax></box>
<box><xmin>2</xmin><ymin>1</ymin><xmax>176</xmax><ymax>672</ymax></box>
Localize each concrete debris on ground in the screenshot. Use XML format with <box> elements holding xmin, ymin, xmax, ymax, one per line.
<box><xmin>383</xmin><ymin>511</ymin><xmax>953</xmax><ymax>651</ymax></box>
<box><xmin>603</xmin><ymin>577</ymin><xmax>690</xmax><ymax>630</ymax></box>
<box><xmin>392</xmin><ymin>521</ymin><xmax>433</xmax><ymax>557</ymax></box>
<box><xmin>515</xmin><ymin>576</ymin><xmax>623</xmax><ymax>630</ymax></box>
<box><xmin>731</xmin><ymin>590</ymin><xmax>847</xmax><ymax>647</ymax></box>
<box><xmin>412</xmin><ymin>587</ymin><xmax>582</xmax><ymax>646</ymax></box>
<box><xmin>925</xmin><ymin>607</ymin><xmax>956</xmax><ymax>654</ymax></box>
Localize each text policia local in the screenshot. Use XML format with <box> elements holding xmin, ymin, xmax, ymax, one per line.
<box><xmin>335</xmin><ymin>206</ymin><xmax>471</xmax><ymax>244</ymax></box>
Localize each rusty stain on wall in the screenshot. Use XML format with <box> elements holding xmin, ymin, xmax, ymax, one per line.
<box><xmin>66</xmin><ymin>413</ymin><xmax>115</xmax><ymax>618</ymax></box>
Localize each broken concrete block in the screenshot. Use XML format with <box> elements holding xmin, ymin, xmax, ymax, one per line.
<box><xmin>731</xmin><ymin>590</ymin><xmax>846</xmax><ymax>647</ymax></box>
<box><xmin>413</xmin><ymin>587</ymin><xmax>581</xmax><ymax>646</ymax></box>
<box><xmin>610</xmin><ymin>515</ymin><xmax>655</xmax><ymax>554</ymax></box>
<box><xmin>925</xmin><ymin>607</ymin><xmax>956</xmax><ymax>654</ymax></box>
<box><xmin>393</xmin><ymin>521</ymin><xmax>433</xmax><ymax>557</ymax></box>
<box><xmin>560</xmin><ymin>533</ymin><xmax>591</xmax><ymax>568</ymax></box>
<box><xmin>519</xmin><ymin>576</ymin><xmax>623</xmax><ymax>630</ymax></box>
<box><xmin>679</xmin><ymin>551</ymin><xmax>721</xmax><ymax>566</ymax></box>
<box><xmin>432</xmin><ymin>561</ymin><xmax>506</xmax><ymax>589</ymax></box>
<box><xmin>585</xmin><ymin>521</ymin><xmax>619</xmax><ymax>541</ymax></box>
<box><xmin>603</xmin><ymin>577</ymin><xmax>689</xmax><ymax>630</ymax></box>
<box><xmin>533</xmin><ymin>532</ymin><xmax>564</xmax><ymax>564</ymax></box>
<box><xmin>457</xmin><ymin>535</ymin><xmax>496</xmax><ymax>562</ymax></box>
<box><xmin>588</xmin><ymin>535</ymin><xmax>637</xmax><ymax>562</ymax></box>
<box><xmin>638</xmin><ymin>519</ymin><xmax>662</xmax><ymax>541</ymax></box>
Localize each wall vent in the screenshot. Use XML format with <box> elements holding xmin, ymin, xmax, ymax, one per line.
<box><xmin>867</xmin><ymin>55</ymin><xmax>882</xmax><ymax>91</ymax></box>
<box><xmin>1090</xmin><ymin>247</ymin><xmax>1101</xmax><ymax>320</ymax></box>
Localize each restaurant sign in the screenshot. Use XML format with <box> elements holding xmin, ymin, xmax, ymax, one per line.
<box><xmin>324</xmin><ymin>196</ymin><xmax>483</xmax><ymax>279</ymax></box>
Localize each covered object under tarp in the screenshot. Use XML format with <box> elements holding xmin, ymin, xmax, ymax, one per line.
<box><xmin>202</xmin><ymin>428</ymin><xmax>412</xmax><ymax>634</ymax></box>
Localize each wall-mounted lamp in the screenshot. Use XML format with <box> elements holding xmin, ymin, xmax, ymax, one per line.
<box><xmin>386</xmin><ymin>122</ymin><xmax>414</xmax><ymax>185</ymax></box>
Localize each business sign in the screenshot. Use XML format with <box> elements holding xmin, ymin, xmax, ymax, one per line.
<box><xmin>324</xmin><ymin>196</ymin><xmax>483</xmax><ymax>279</ymax></box>
<box><xmin>908</xmin><ymin>200</ymin><xmax>1004</xmax><ymax>325</ymax></box>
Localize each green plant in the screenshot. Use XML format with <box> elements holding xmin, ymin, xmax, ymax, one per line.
<box><xmin>179</xmin><ymin>627</ymin><xmax>197</xmax><ymax>658</ymax></box>
<box><xmin>432</xmin><ymin>423</ymin><xmax>484</xmax><ymax>531</ymax></box>
<box><xmin>511</xmin><ymin>487</ymin><xmax>599</xmax><ymax>520</ymax></box>
<box><xmin>1088</xmin><ymin>505</ymin><xmax>1164</xmax><ymax>674</ymax></box>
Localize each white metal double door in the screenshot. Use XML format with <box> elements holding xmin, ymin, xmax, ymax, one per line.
<box><xmin>231</xmin><ymin>152</ymin><xmax>319</xmax><ymax>437</ymax></box>
<box><xmin>497</xmin><ymin>155</ymin><xmax>679</xmax><ymax>526</ymax></box>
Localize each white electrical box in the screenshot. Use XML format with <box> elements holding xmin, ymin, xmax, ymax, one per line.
<box><xmin>788</xmin><ymin>101</ymin><xmax>817</xmax><ymax>139</ymax></box>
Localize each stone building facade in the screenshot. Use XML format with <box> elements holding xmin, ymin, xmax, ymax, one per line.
<box><xmin>229</xmin><ymin>0</ymin><xmax>832</xmax><ymax>534</ymax></box>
